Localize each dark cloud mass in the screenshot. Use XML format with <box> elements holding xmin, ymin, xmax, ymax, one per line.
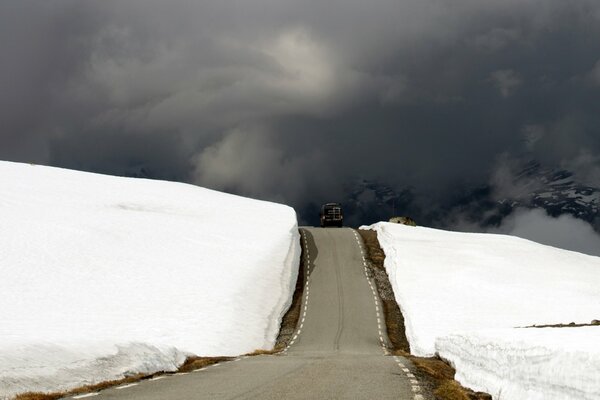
<box><xmin>2</xmin><ymin>1</ymin><xmax>600</xmax><ymax>244</ymax></box>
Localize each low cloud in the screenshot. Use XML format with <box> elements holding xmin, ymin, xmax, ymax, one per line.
<box><xmin>590</xmin><ymin>59</ymin><xmax>600</xmax><ymax>85</ymax></box>
<box><xmin>494</xmin><ymin>208</ymin><xmax>600</xmax><ymax>257</ymax></box>
<box><xmin>193</xmin><ymin>128</ymin><xmax>342</xmax><ymax>209</ymax></box>
<box><xmin>490</xmin><ymin>154</ymin><xmax>544</xmax><ymax>202</ymax></box>
<box><xmin>561</xmin><ymin>151</ymin><xmax>600</xmax><ymax>187</ymax></box>
<box><xmin>490</xmin><ymin>69</ymin><xmax>522</xmax><ymax>98</ymax></box>
<box><xmin>470</xmin><ymin>28</ymin><xmax>521</xmax><ymax>52</ymax></box>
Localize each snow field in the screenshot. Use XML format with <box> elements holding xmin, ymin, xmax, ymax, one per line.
<box><xmin>436</xmin><ymin>327</ymin><xmax>600</xmax><ymax>400</ymax></box>
<box><xmin>0</xmin><ymin>161</ymin><xmax>300</xmax><ymax>398</ymax></box>
<box><xmin>366</xmin><ymin>222</ymin><xmax>600</xmax><ymax>400</ymax></box>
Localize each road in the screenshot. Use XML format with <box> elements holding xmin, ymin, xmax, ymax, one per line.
<box><xmin>80</xmin><ymin>228</ymin><xmax>426</xmax><ymax>400</ymax></box>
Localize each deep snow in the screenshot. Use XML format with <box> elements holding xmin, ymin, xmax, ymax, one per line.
<box><xmin>0</xmin><ymin>161</ymin><xmax>300</xmax><ymax>398</ymax></box>
<box><xmin>436</xmin><ymin>327</ymin><xmax>600</xmax><ymax>400</ymax></box>
<box><xmin>366</xmin><ymin>222</ymin><xmax>600</xmax><ymax>400</ymax></box>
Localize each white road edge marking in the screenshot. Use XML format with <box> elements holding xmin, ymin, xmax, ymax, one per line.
<box><xmin>115</xmin><ymin>383</ymin><xmax>138</xmax><ymax>390</ymax></box>
<box><xmin>72</xmin><ymin>393</ymin><xmax>99</xmax><ymax>399</ymax></box>
<box><xmin>352</xmin><ymin>228</ymin><xmax>423</xmax><ymax>400</ymax></box>
<box><xmin>283</xmin><ymin>229</ymin><xmax>312</xmax><ymax>353</ymax></box>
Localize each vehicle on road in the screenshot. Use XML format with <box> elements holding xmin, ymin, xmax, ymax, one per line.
<box><xmin>320</xmin><ymin>203</ymin><xmax>343</xmax><ymax>227</ymax></box>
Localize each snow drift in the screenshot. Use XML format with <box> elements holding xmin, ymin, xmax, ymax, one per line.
<box><xmin>366</xmin><ymin>222</ymin><xmax>600</xmax><ymax>400</ymax></box>
<box><xmin>0</xmin><ymin>161</ymin><xmax>300</xmax><ymax>398</ymax></box>
<box><xmin>437</xmin><ymin>327</ymin><xmax>600</xmax><ymax>400</ymax></box>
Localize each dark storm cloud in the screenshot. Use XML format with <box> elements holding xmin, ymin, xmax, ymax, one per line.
<box><xmin>2</xmin><ymin>0</ymin><xmax>600</xmax><ymax>220</ymax></box>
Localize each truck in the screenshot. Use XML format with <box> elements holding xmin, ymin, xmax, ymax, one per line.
<box><xmin>320</xmin><ymin>203</ymin><xmax>344</xmax><ymax>227</ymax></box>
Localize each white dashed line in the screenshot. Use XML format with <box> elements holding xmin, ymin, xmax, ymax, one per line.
<box><xmin>115</xmin><ymin>383</ymin><xmax>138</xmax><ymax>390</ymax></box>
<box><xmin>150</xmin><ymin>375</ymin><xmax>166</xmax><ymax>380</ymax></box>
<box><xmin>283</xmin><ymin>229</ymin><xmax>312</xmax><ymax>353</ymax></box>
<box><xmin>352</xmin><ymin>228</ymin><xmax>423</xmax><ymax>400</ymax></box>
<box><xmin>72</xmin><ymin>393</ymin><xmax>99</xmax><ymax>399</ymax></box>
<box><xmin>352</xmin><ymin>229</ymin><xmax>386</xmax><ymax>354</ymax></box>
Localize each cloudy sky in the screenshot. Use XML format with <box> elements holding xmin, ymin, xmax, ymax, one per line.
<box><xmin>2</xmin><ymin>1</ymin><xmax>600</xmax><ymax>249</ymax></box>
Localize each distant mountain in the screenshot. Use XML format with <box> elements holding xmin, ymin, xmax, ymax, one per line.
<box><xmin>339</xmin><ymin>160</ymin><xmax>600</xmax><ymax>232</ymax></box>
<box><xmin>342</xmin><ymin>180</ymin><xmax>416</xmax><ymax>226</ymax></box>
<box><xmin>520</xmin><ymin>161</ymin><xmax>599</xmax><ymax>224</ymax></box>
<box><xmin>453</xmin><ymin>160</ymin><xmax>600</xmax><ymax>232</ymax></box>
<box><xmin>122</xmin><ymin>166</ymin><xmax>154</xmax><ymax>179</ymax></box>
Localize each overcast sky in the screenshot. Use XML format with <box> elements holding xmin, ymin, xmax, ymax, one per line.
<box><xmin>2</xmin><ymin>1</ymin><xmax>600</xmax><ymax>228</ymax></box>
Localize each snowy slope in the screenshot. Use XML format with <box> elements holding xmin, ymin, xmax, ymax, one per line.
<box><xmin>0</xmin><ymin>161</ymin><xmax>300</xmax><ymax>398</ymax></box>
<box><xmin>366</xmin><ymin>222</ymin><xmax>600</xmax><ymax>400</ymax></box>
<box><xmin>437</xmin><ymin>327</ymin><xmax>600</xmax><ymax>400</ymax></box>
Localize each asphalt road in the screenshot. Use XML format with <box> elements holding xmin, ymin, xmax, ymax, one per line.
<box><xmin>79</xmin><ymin>228</ymin><xmax>426</xmax><ymax>400</ymax></box>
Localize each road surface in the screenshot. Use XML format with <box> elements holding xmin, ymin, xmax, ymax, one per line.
<box><xmin>76</xmin><ymin>228</ymin><xmax>427</xmax><ymax>400</ymax></box>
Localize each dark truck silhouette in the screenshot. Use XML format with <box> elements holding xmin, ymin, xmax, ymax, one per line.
<box><xmin>320</xmin><ymin>203</ymin><xmax>343</xmax><ymax>227</ymax></box>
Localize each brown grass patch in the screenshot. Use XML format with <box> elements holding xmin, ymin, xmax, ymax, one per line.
<box><xmin>177</xmin><ymin>356</ymin><xmax>233</xmax><ymax>373</ymax></box>
<box><xmin>358</xmin><ymin>229</ymin><xmax>492</xmax><ymax>400</ymax></box>
<box><xmin>392</xmin><ymin>350</ymin><xmax>455</xmax><ymax>381</ymax></box>
<box><xmin>245</xmin><ymin>349</ymin><xmax>279</xmax><ymax>356</ymax></box>
<box><xmin>272</xmin><ymin>234</ymin><xmax>306</xmax><ymax>351</ymax></box>
<box><xmin>523</xmin><ymin>320</ymin><xmax>600</xmax><ymax>328</ymax></box>
<box><xmin>15</xmin><ymin>374</ymin><xmax>148</xmax><ymax>400</ymax></box>
<box><xmin>14</xmin><ymin>356</ymin><xmax>240</xmax><ymax>400</ymax></box>
<box><xmin>358</xmin><ymin>229</ymin><xmax>410</xmax><ymax>352</ymax></box>
<box><xmin>15</xmin><ymin>394</ymin><xmax>63</xmax><ymax>400</ymax></box>
<box><xmin>434</xmin><ymin>380</ymin><xmax>471</xmax><ymax>400</ymax></box>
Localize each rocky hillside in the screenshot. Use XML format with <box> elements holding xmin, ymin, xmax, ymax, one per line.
<box><xmin>341</xmin><ymin>160</ymin><xmax>600</xmax><ymax>232</ymax></box>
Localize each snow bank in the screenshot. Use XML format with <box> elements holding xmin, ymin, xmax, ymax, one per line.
<box><xmin>0</xmin><ymin>161</ymin><xmax>300</xmax><ymax>398</ymax></box>
<box><xmin>365</xmin><ymin>222</ymin><xmax>600</xmax><ymax>399</ymax></box>
<box><xmin>436</xmin><ymin>327</ymin><xmax>600</xmax><ymax>400</ymax></box>
<box><xmin>368</xmin><ymin>222</ymin><xmax>600</xmax><ymax>356</ymax></box>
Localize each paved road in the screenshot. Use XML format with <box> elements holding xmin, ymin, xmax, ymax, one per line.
<box><xmin>83</xmin><ymin>228</ymin><xmax>425</xmax><ymax>400</ymax></box>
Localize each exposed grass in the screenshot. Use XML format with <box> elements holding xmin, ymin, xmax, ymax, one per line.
<box><xmin>245</xmin><ymin>349</ymin><xmax>280</xmax><ymax>356</ymax></box>
<box><xmin>15</xmin><ymin>374</ymin><xmax>148</xmax><ymax>400</ymax></box>
<box><xmin>15</xmin><ymin>356</ymin><xmax>243</xmax><ymax>400</ymax></box>
<box><xmin>177</xmin><ymin>356</ymin><xmax>233</xmax><ymax>373</ymax></box>
<box><xmin>392</xmin><ymin>350</ymin><xmax>455</xmax><ymax>381</ymax></box>
<box><xmin>272</xmin><ymin>238</ymin><xmax>306</xmax><ymax>351</ymax></box>
<box><xmin>15</xmin><ymin>393</ymin><xmax>63</xmax><ymax>400</ymax></box>
<box><xmin>434</xmin><ymin>380</ymin><xmax>471</xmax><ymax>400</ymax></box>
<box><xmin>358</xmin><ymin>229</ymin><xmax>492</xmax><ymax>400</ymax></box>
<box><xmin>358</xmin><ymin>229</ymin><xmax>410</xmax><ymax>352</ymax></box>
<box><xmin>523</xmin><ymin>320</ymin><xmax>600</xmax><ymax>328</ymax></box>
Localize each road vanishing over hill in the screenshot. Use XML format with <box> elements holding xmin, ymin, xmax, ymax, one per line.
<box><xmin>79</xmin><ymin>228</ymin><xmax>428</xmax><ymax>400</ymax></box>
